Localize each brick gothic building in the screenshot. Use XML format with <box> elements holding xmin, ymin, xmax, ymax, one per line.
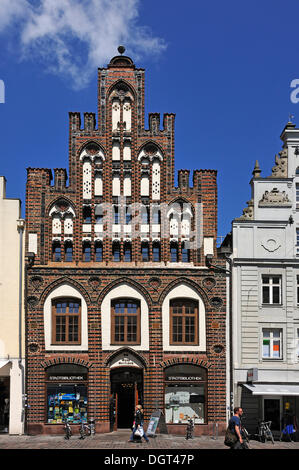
<box><xmin>25</xmin><ymin>50</ymin><xmax>227</xmax><ymax>435</ymax></box>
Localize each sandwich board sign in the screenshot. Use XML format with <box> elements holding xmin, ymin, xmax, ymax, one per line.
<box><xmin>146</xmin><ymin>410</ymin><xmax>168</xmax><ymax>436</ymax></box>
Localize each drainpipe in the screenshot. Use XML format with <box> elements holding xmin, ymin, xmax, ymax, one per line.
<box><xmin>17</xmin><ymin>219</ymin><xmax>25</xmax><ymax>432</ymax></box>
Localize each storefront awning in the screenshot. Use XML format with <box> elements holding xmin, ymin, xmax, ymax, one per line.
<box><xmin>244</xmin><ymin>384</ymin><xmax>299</xmax><ymax>396</ymax></box>
<box><xmin>0</xmin><ymin>360</ymin><xmax>11</xmax><ymax>371</ymax></box>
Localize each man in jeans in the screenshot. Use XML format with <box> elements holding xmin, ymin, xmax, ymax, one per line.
<box><xmin>229</xmin><ymin>407</ymin><xmax>248</xmax><ymax>449</ymax></box>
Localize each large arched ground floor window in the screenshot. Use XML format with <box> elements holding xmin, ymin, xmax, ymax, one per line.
<box><xmin>46</xmin><ymin>364</ymin><xmax>88</xmax><ymax>425</ymax></box>
<box><xmin>164</xmin><ymin>364</ymin><xmax>207</xmax><ymax>425</ymax></box>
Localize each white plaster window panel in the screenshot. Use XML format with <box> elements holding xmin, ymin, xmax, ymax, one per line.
<box><xmin>52</xmin><ymin>217</ymin><xmax>62</xmax><ymax>234</ymax></box>
<box><xmin>82</xmin><ymin>161</ymin><xmax>92</xmax><ymax>199</ymax></box>
<box><xmin>94</xmin><ymin>174</ymin><xmax>103</xmax><ymax>196</ymax></box>
<box><xmin>64</xmin><ymin>217</ymin><xmax>73</xmax><ymax>235</ymax></box>
<box><xmin>28</xmin><ymin>233</ymin><xmax>38</xmax><ymax>254</ymax></box>
<box><xmin>141</xmin><ymin>175</ymin><xmax>149</xmax><ymax>196</ymax></box>
<box><xmin>124</xmin><ymin>176</ymin><xmax>131</xmax><ymax>196</ymax></box>
<box><xmin>123</xmin><ymin>142</ymin><xmax>131</xmax><ymax>160</ymax></box>
<box><xmin>112</xmin><ymin>141</ymin><xmax>120</xmax><ymax>161</ymax></box>
<box><xmin>123</xmin><ymin>100</ymin><xmax>131</xmax><ymax>131</ymax></box>
<box><xmin>82</xmin><ymin>224</ymin><xmax>92</xmax><ymax>233</ymax></box>
<box><xmin>152</xmin><ymin>162</ymin><xmax>160</xmax><ymax>200</ymax></box>
<box><xmin>112</xmin><ymin>176</ymin><xmax>121</xmax><ymax>196</ymax></box>
<box><xmin>112</xmin><ymin>100</ymin><xmax>121</xmax><ymax>131</ymax></box>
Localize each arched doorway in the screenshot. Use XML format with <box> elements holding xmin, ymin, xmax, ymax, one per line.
<box><xmin>110</xmin><ymin>367</ymin><xmax>143</xmax><ymax>430</ymax></box>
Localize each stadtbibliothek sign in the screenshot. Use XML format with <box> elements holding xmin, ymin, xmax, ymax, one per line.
<box><xmin>167</xmin><ymin>376</ymin><xmax>203</xmax><ymax>382</ymax></box>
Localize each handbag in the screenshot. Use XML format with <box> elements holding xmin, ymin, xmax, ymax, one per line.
<box><xmin>224</xmin><ymin>426</ymin><xmax>238</xmax><ymax>447</ymax></box>
<box><xmin>134</xmin><ymin>425</ymin><xmax>144</xmax><ymax>437</ymax></box>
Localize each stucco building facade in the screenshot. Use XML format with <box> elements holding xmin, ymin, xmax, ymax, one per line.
<box><xmin>0</xmin><ymin>176</ymin><xmax>25</xmax><ymax>434</ymax></box>
<box><xmin>24</xmin><ymin>50</ymin><xmax>227</xmax><ymax>435</ymax></box>
<box><xmin>230</xmin><ymin>121</ymin><xmax>299</xmax><ymax>435</ymax></box>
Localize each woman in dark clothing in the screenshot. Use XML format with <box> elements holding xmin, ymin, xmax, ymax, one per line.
<box><xmin>128</xmin><ymin>405</ymin><xmax>149</xmax><ymax>442</ymax></box>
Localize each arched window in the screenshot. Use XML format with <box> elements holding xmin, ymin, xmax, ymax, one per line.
<box><xmin>83</xmin><ymin>242</ymin><xmax>91</xmax><ymax>262</ymax></box>
<box><xmin>51</xmin><ymin>298</ymin><xmax>81</xmax><ymax>345</ymax></box>
<box><xmin>141</xmin><ymin>242</ymin><xmax>149</xmax><ymax>262</ymax></box>
<box><xmin>170</xmin><ymin>298</ymin><xmax>198</xmax><ymax>345</ymax></box>
<box><xmin>52</xmin><ymin>242</ymin><xmax>61</xmax><ymax>262</ymax></box>
<box><xmin>83</xmin><ymin>206</ymin><xmax>92</xmax><ymax>224</ymax></box>
<box><xmin>152</xmin><ymin>206</ymin><xmax>161</xmax><ymax>224</ymax></box>
<box><xmin>95</xmin><ymin>242</ymin><xmax>103</xmax><ymax>262</ymax></box>
<box><xmin>124</xmin><ymin>242</ymin><xmax>132</xmax><ymax>262</ymax></box>
<box><xmin>170</xmin><ymin>242</ymin><xmax>179</xmax><ymax>262</ymax></box>
<box><xmin>64</xmin><ymin>241</ymin><xmax>73</xmax><ymax>262</ymax></box>
<box><xmin>153</xmin><ymin>242</ymin><xmax>161</xmax><ymax>262</ymax></box>
<box><xmin>111</xmin><ymin>299</ymin><xmax>141</xmax><ymax>344</ymax></box>
<box><xmin>113</xmin><ymin>241</ymin><xmax>120</xmax><ymax>262</ymax></box>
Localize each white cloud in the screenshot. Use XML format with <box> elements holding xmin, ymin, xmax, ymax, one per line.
<box><xmin>0</xmin><ymin>0</ymin><xmax>166</xmax><ymax>89</ymax></box>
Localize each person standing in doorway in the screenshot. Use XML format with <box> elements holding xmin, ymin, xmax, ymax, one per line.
<box><xmin>128</xmin><ymin>405</ymin><xmax>149</xmax><ymax>443</ymax></box>
<box><xmin>228</xmin><ymin>407</ymin><xmax>248</xmax><ymax>449</ymax></box>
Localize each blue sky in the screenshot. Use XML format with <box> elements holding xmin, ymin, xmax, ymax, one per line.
<box><xmin>0</xmin><ymin>0</ymin><xmax>299</xmax><ymax>238</ymax></box>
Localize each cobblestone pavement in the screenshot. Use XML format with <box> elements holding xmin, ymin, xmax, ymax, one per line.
<box><xmin>0</xmin><ymin>429</ymin><xmax>298</xmax><ymax>449</ymax></box>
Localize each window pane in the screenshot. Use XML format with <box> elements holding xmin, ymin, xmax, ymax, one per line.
<box><xmin>127</xmin><ymin>316</ymin><xmax>137</xmax><ymax>342</ymax></box>
<box><xmin>273</xmin><ymin>340</ymin><xmax>280</xmax><ymax>358</ymax></box>
<box><xmin>56</xmin><ymin>316</ymin><xmax>66</xmax><ymax>342</ymax></box>
<box><xmin>263</xmin><ymin>339</ymin><xmax>270</xmax><ymax>357</ymax></box>
<box><xmin>68</xmin><ymin>316</ymin><xmax>79</xmax><ymax>342</ymax></box>
<box><xmin>262</xmin><ymin>286</ymin><xmax>269</xmax><ymax>303</ymax></box>
<box><xmin>95</xmin><ymin>245</ymin><xmax>103</xmax><ymax>262</ymax></box>
<box><xmin>115</xmin><ymin>316</ymin><xmax>124</xmax><ymax>342</ymax></box>
<box><xmin>272</xmin><ymin>286</ymin><xmax>280</xmax><ymax>304</ymax></box>
<box><xmin>173</xmin><ymin>316</ymin><xmax>183</xmax><ymax>342</ymax></box>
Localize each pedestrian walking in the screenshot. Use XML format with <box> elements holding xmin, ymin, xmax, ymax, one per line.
<box><xmin>128</xmin><ymin>405</ymin><xmax>149</xmax><ymax>443</ymax></box>
<box><xmin>227</xmin><ymin>407</ymin><xmax>249</xmax><ymax>449</ymax></box>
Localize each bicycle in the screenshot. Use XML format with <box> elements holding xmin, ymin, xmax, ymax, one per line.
<box><xmin>184</xmin><ymin>415</ymin><xmax>195</xmax><ymax>440</ymax></box>
<box><xmin>79</xmin><ymin>418</ymin><xmax>96</xmax><ymax>439</ymax></box>
<box><xmin>63</xmin><ymin>418</ymin><xmax>72</xmax><ymax>440</ymax></box>
<box><xmin>257</xmin><ymin>420</ymin><xmax>274</xmax><ymax>444</ymax></box>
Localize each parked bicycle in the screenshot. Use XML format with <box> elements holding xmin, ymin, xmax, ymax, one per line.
<box><xmin>63</xmin><ymin>418</ymin><xmax>72</xmax><ymax>440</ymax></box>
<box><xmin>257</xmin><ymin>420</ymin><xmax>274</xmax><ymax>444</ymax></box>
<box><xmin>185</xmin><ymin>415</ymin><xmax>195</xmax><ymax>440</ymax></box>
<box><xmin>79</xmin><ymin>418</ymin><xmax>96</xmax><ymax>439</ymax></box>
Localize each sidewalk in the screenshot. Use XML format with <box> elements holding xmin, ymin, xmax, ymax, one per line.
<box><xmin>0</xmin><ymin>430</ymin><xmax>298</xmax><ymax>449</ymax></box>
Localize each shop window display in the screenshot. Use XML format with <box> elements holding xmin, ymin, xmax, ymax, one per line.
<box><xmin>165</xmin><ymin>384</ymin><xmax>205</xmax><ymax>424</ymax></box>
<box><xmin>164</xmin><ymin>364</ymin><xmax>206</xmax><ymax>425</ymax></box>
<box><xmin>47</xmin><ymin>384</ymin><xmax>87</xmax><ymax>424</ymax></box>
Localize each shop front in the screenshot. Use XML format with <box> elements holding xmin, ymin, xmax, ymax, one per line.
<box><xmin>164</xmin><ymin>364</ymin><xmax>207</xmax><ymax>434</ymax></box>
<box><xmin>241</xmin><ymin>383</ymin><xmax>299</xmax><ymax>437</ymax></box>
<box><xmin>45</xmin><ymin>364</ymin><xmax>88</xmax><ymax>426</ymax></box>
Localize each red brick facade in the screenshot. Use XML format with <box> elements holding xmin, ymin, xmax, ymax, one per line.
<box><xmin>25</xmin><ymin>52</ymin><xmax>227</xmax><ymax>435</ymax></box>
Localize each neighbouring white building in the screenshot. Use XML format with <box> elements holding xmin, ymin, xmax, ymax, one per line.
<box><xmin>0</xmin><ymin>176</ymin><xmax>25</xmax><ymax>434</ymax></box>
<box><xmin>228</xmin><ymin>120</ymin><xmax>299</xmax><ymax>436</ymax></box>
